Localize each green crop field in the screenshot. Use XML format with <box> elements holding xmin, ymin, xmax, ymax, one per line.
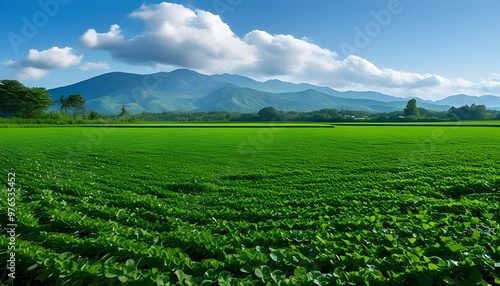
<box><xmin>1</xmin><ymin>125</ymin><xmax>500</xmax><ymax>285</ymax></box>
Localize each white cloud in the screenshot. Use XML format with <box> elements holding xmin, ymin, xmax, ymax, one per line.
<box><xmin>80</xmin><ymin>24</ymin><xmax>124</xmax><ymax>49</ymax></box>
<box><xmin>79</xmin><ymin>61</ymin><xmax>110</xmax><ymax>71</ymax></box>
<box><xmin>80</xmin><ymin>3</ymin><xmax>255</xmax><ymax>71</ymax></box>
<box><xmin>7</xmin><ymin>46</ymin><xmax>82</xmax><ymax>80</ymax></box>
<box><xmin>22</xmin><ymin>47</ymin><xmax>82</xmax><ymax>69</ymax></box>
<box><xmin>78</xmin><ymin>2</ymin><xmax>498</xmax><ymax>99</ymax></box>
<box><xmin>1</xmin><ymin>60</ymin><xmax>15</xmax><ymax>66</ymax></box>
<box><xmin>18</xmin><ymin>67</ymin><xmax>49</xmax><ymax>81</ymax></box>
<box><xmin>243</xmin><ymin>30</ymin><xmax>337</xmax><ymax>76</ymax></box>
<box><xmin>475</xmin><ymin>73</ymin><xmax>500</xmax><ymax>96</ymax></box>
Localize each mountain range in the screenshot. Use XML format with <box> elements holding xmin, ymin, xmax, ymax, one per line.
<box><xmin>47</xmin><ymin>69</ymin><xmax>500</xmax><ymax>114</ymax></box>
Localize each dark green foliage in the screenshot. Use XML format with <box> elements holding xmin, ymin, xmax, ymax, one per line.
<box><xmin>89</xmin><ymin>110</ymin><xmax>101</xmax><ymax>120</ymax></box>
<box><xmin>448</xmin><ymin>104</ymin><xmax>488</xmax><ymax>120</ymax></box>
<box><xmin>1</xmin><ymin>78</ymin><xmax>499</xmax><ymax>123</ymax></box>
<box><xmin>257</xmin><ymin>106</ymin><xmax>279</xmax><ymax>121</ymax></box>
<box><xmin>0</xmin><ymin>80</ymin><xmax>53</xmax><ymax>118</ymax></box>
<box><xmin>403</xmin><ymin>98</ymin><xmax>420</xmax><ymax>118</ymax></box>
<box><xmin>66</xmin><ymin>93</ymin><xmax>86</xmax><ymax>118</ymax></box>
<box><xmin>58</xmin><ymin>94</ymin><xmax>69</xmax><ymax>113</ymax></box>
<box><xmin>1</xmin><ymin>126</ymin><xmax>499</xmax><ymax>285</ymax></box>
<box><xmin>0</xmin><ymin>80</ymin><xmax>24</xmax><ymax>117</ymax></box>
<box><xmin>57</xmin><ymin>93</ymin><xmax>87</xmax><ymax>118</ymax></box>
<box><xmin>119</xmin><ymin>105</ymin><xmax>129</xmax><ymax>119</ymax></box>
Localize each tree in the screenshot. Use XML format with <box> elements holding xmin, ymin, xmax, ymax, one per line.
<box><xmin>58</xmin><ymin>94</ymin><xmax>69</xmax><ymax>114</ymax></box>
<box><xmin>0</xmin><ymin>80</ymin><xmax>24</xmax><ymax>117</ymax></box>
<box><xmin>89</xmin><ymin>110</ymin><xmax>100</xmax><ymax>120</ymax></box>
<box><xmin>0</xmin><ymin>80</ymin><xmax>53</xmax><ymax>118</ymax></box>
<box><xmin>403</xmin><ymin>99</ymin><xmax>420</xmax><ymax>118</ymax></box>
<box><xmin>448</xmin><ymin>104</ymin><xmax>487</xmax><ymax>121</ymax></box>
<box><xmin>119</xmin><ymin>104</ymin><xmax>129</xmax><ymax>119</ymax></box>
<box><xmin>22</xmin><ymin>87</ymin><xmax>54</xmax><ymax>118</ymax></box>
<box><xmin>257</xmin><ymin>106</ymin><xmax>279</xmax><ymax>121</ymax></box>
<box><xmin>469</xmin><ymin>104</ymin><xmax>487</xmax><ymax>120</ymax></box>
<box><xmin>66</xmin><ymin>94</ymin><xmax>86</xmax><ymax>118</ymax></box>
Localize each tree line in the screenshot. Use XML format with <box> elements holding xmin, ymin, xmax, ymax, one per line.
<box><xmin>1</xmin><ymin>80</ymin><xmax>499</xmax><ymax>123</ymax></box>
<box><xmin>58</xmin><ymin>94</ymin><xmax>86</xmax><ymax>118</ymax></box>
<box><xmin>0</xmin><ymin>80</ymin><xmax>53</xmax><ymax>118</ymax></box>
<box><xmin>133</xmin><ymin>102</ymin><xmax>498</xmax><ymax>123</ymax></box>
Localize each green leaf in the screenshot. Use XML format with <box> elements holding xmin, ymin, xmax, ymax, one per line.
<box><xmin>118</xmin><ymin>276</ymin><xmax>128</xmax><ymax>282</ymax></box>
<box><xmin>442</xmin><ymin>276</ymin><xmax>454</xmax><ymax>285</ymax></box>
<box><xmin>271</xmin><ymin>270</ymin><xmax>285</xmax><ymax>283</ymax></box>
<box><xmin>36</xmin><ymin>270</ymin><xmax>53</xmax><ymax>281</ymax></box>
<box><xmin>310</xmin><ymin>271</ymin><xmax>328</xmax><ymax>286</ymax></box>
<box><xmin>218</xmin><ymin>271</ymin><xmax>232</xmax><ymax>284</ymax></box>
<box><xmin>448</xmin><ymin>244</ymin><xmax>462</xmax><ymax>252</ymax></box>
<box><xmin>255</xmin><ymin>265</ymin><xmax>271</xmax><ymax>282</ymax></box>
<box><xmin>472</xmin><ymin>230</ymin><xmax>481</xmax><ymax>239</ymax></box>
<box><xmin>468</xmin><ymin>270</ymin><xmax>482</xmax><ymax>282</ymax></box>
<box><xmin>430</xmin><ymin>256</ymin><xmax>446</xmax><ymax>267</ymax></box>
<box><xmin>185</xmin><ymin>276</ymin><xmax>197</xmax><ymax>286</ymax></box>
<box><xmin>385</xmin><ymin>234</ymin><xmax>394</xmax><ymax>242</ymax></box>
<box><xmin>408</xmin><ymin>237</ymin><xmax>417</xmax><ymax>244</ymax></box>
<box><xmin>125</xmin><ymin>259</ymin><xmax>135</xmax><ymax>268</ymax></box>
<box><xmin>104</xmin><ymin>272</ymin><xmax>117</xmax><ymax>278</ymax></box>
<box><xmin>28</xmin><ymin>263</ymin><xmax>38</xmax><ymax>271</ymax></box>
<box><xmin>240</xmin><ymin>266</ymin><xmax>252</xmax><ymax>273</ymax></box>
<box><xmin>428</xmin><ymin>263</ymin><xmax>439</xmax><ymax>270</ymax></box>
<box><xmin>156</xmin><ymin>275</ymin><xmax>167</xmax><ymax>286</ymax></box>
<box><xmin>483</xmin><ymin>213</ymin><xmax>494</xmax><ymax>219</ymax></box>
<box><xmin>363</xmin><ymin>256</ymin><xmax>370</xmax><ymax>263</ymax></box>
<box><xmin>316</xmin><ymin>235</ymin><xmax>327</xmax><ymax>244</ymax></box>
<box><xmin>255</xmin><ymin>268</ymin><xmax>263</xmax><ymax>279</ymax></box>
<box><xmin>204</xmin><ymin>269</ymin><xmax>217</xmax><ymax>281</ymax></box>
<box><xmin>294</xmin><ymin>266</ymin><xmax>307</xmax><ymax>277</ymax></box>
<box><xmin>175</xmin><ymin>270</ymin><xmax>187</xmax><ymax>283</ymax></box>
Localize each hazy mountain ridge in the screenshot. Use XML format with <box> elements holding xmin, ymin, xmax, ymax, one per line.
<box><xmin>48</xmin><ymin>69</ymin><xmax>500</xmax><ymax>114</ymax></box>
<box><xmin>434</xmin><ymin>94</ymin><xmax>500</xmax><ymax>109</ymax></box>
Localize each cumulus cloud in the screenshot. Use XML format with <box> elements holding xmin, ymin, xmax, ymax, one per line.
<box><xmin>7</xmin><ymin>47</ymin><xmax>82</xmax><ymax>80</ymax></box>
<box><xmin>18</xmin><ymin>67</ymin><xmax>49</xmax><ymax>81</ymax></box>
<box><xmin>80</xmin><ymin>24</ymin><xmax>124</xmax><ymax>49</ymax></box>
<box><xmin>80</xmin><ymin>3</ymin><xmax>255</xmax><ymax>70</ymax></box>
<box><xmin>79</xmin><ymin>61</ymin><xmax>110</xmax><ymax>71</ymax></box>
<box><xmin>78</xmin><ymin>2</ymin><xmax>498</xmax><ymax>99</ymax></box>
<box><xmin>243</xmin><ymin>30</ymin><xmax>337</xmax><ymax>76</ymax></box>
<box><xmin>474</xmin><ymin>73</ymin><xmax>500</xmax><ymax>96</ymax></box>
<box><xmin>21</xmin><ymin>47</ymin><xmax>82</xmax><ymax>69</ymax></box>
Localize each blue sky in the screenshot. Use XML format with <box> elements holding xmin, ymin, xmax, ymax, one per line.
<box><xmin>1</xmin><ymin>0</ymin><xmax>499</xmax><ymax>100</ymax></box>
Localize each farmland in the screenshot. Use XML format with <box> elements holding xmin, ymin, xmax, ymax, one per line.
<box><xmin>1</xmin><ymin>125</ymin><xmax>500</xmax><ymax>285</ymax></box>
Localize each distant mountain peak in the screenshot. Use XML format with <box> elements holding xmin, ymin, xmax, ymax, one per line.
<box><xmin>46</xmin><ymin>69</ymin><xmax>500</xmax><ymax>114</ymax></box>
<box><xmin>169</xmin><ymin>68</ymin><xmax>203</xmax><ymax>75</ymax></box>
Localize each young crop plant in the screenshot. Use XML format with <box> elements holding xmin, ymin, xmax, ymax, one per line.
<box><xmin>0</xmin><ymin>126</ymin><xmax>499</xmax><ymax>285</ymax></box>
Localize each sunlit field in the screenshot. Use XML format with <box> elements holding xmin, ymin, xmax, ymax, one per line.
<box><xmin>1</xmin><ymin>125</ymin><xmax>499</xmax><ymax>285</ymax></box>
